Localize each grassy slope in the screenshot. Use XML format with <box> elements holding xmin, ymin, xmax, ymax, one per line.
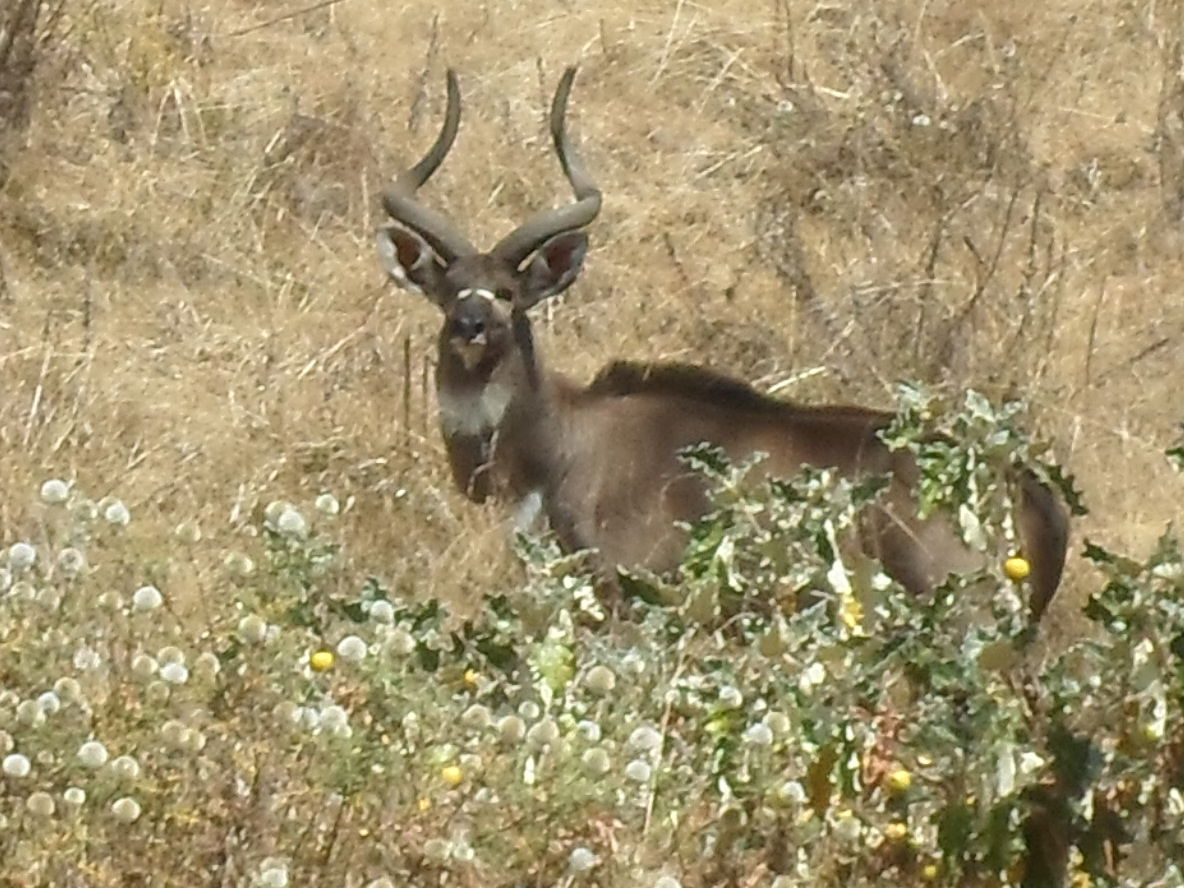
<box><xmin>0</xmin><ymin>0</ymin><xmax>1182</xmax><ymax>624</ymax></box>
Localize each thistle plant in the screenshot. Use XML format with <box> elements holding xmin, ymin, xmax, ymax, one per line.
<box><xmin>0</xmin><ymin>392</ymin><xmax>1180</xmax><ymax>886</ymax></box>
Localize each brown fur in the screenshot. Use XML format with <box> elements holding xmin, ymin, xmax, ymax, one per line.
<box><xmin>376</xmin><ymin>69</ymin><xmax>1070</xmax><ymax>622</ymax></box>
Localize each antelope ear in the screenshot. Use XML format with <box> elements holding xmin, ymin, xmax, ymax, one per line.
<box><xmin>518</xmin><ymin>231</ymin><xmax>588</xmax><ymax>309</ymax></box>
<box><xmin>376</xmin><ymin>225</ymin><xmax>448</xmax><ymax>305</ymax></box>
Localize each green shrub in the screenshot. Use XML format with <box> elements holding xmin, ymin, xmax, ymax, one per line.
<box><xmin>0</xmin><ymin>391</ymin><xmax>1180</xmax><ymax>887</ymax></box>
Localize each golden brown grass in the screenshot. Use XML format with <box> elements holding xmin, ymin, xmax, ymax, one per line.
<box><xmin>1</xmin><ymin>0</ymin><xmax>1182</xmax><ymax>627</ymax></box>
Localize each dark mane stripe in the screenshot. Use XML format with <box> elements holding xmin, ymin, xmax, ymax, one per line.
<box><xmin>586</xmin><ymin>360</ymin><xmax>893</xmax><ymax>424</ymax></box>
<box><xmin>587</xmin><ymin>361</ymin><xmax>777</xmax><ymax>409</ymax></box>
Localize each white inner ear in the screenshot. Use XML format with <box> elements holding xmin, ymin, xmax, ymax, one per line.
<box><xmin>376</xmin><ymin>229</ymin><xmax>422</xmax><ymax>294</ymax></box>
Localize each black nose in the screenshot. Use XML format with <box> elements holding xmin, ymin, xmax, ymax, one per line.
<box><xmin>451</xmin><ymin>315</ymin><xmax>486</xmax><ymax>341</ymax></box>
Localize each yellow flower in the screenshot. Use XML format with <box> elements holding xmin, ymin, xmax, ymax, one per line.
<box><xmin>1071</xmin><ymin>871</ymin><xmax>1091</xmax><ymax>888</ymax></box>
<box><xmin>309</xmin><ymin>650</ymin><xmax>334</xmax><ymax>672</ymax></box>
<box><xmin>884</xmin><ymin>821</ymin><xmax>908</xmax><ymax>841</ymax></box>
<box><xmin>1004</xmin><ymin>556</ymin><xmax>1031</xmax><ymax>582</ymax></box>
<box><xmin>839</xmin><ymin>594</ymin><xmax>864</xmax><ymax>630</ymax></box>
<box><xmin>463</xmin><ymin>669</ymin><xmax>480</xmax><ymax>687</ymax></box>
<box><xmin>417</xmin><ymin>797</ymin><xmax>431</xmax><ymax>812</ymax></box>
<box><xmin>921</xmin><ymin>863</ymin><xmax>939</xmax><ymax>881</ymax></box>
<box><xmin>440</xmin><ymin>765</ymin><xmax>464</xmax><ymax>787</ymax></box>
<box><xmin>885</xmin><ymin>768</ymin><xmax>912</xmax><ymax>794</ymax></box>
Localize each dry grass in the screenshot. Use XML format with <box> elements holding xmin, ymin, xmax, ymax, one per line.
<box><xmin>1</xmin><ymin>0</ymin><xmax>1182</xmax><ymax>623</ymax></box>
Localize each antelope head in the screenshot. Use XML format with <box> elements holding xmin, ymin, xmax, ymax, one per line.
<box><xmin>376</xmin><ymin>67</ymin><xmax>601</xmax><ymax>390</ymax></box>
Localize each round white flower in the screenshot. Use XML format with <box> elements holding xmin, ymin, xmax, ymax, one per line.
<box><xmin>78</xmin><ymin>741</ymin><xmax>109</xmax><ymax>769</ymax></box>
<box><xmin>654</xmin><ymin>877</ymin><xmax>683</xmax><ymax>888</ymax></box>
<box><xmin>628</xmin><ymin>726</ymin><xmax>662</xmax><ymax>751</ymax></box>
<box><xmin>798</xmin><ymin>662</ymin><xmax>826</xmax><ymax>693</ymax></box>
<box><xmin>16</xmin><ymin>700</ymin><xmax>45</xmax><ymax>727</ymax></box>
<box><xmin>584</xmin><ymin>664</ymin><xmax>616</xmax><ymax>695</ymax></box>
<box><xmin>315</xmin><ymin>493</ymin><xmax>340</xmax><ymax>516</ymax></box>
<box><xmin>297</xmin><ymin>707</ymin><xmax>321</xmax><ymax>732</ymax></box>
<box><xmin>238</xmin><ymin>615</ymin><xmax>268</xmax><ymax>644</ymax></box>
<box><xmin>160</xmin><ymin>720</ymin><xmax>187</xmax><ymax>748</ymax></box>
<box><xmin>581</xmin><ymin>747</ymin><xmax>611</xmax><ymax>776</ymax></box>
<box><xmin>57</xmin><ymin>548</ymin><xmax>86</xmax><ymax>575</ymax></box>
<box><xmin>384</xmin><ymin>627</ymin><xmax>416</xmax><ymax>656</ymax></box>
<box><xmin>132</xmin><ymin>585</ymin><xmax>163</xmax><ymax>612</ymax></box>
<box><xmin>518</xmin><ymin>700</ymin><xmax>541</xmax><ymax>721</ymax></box>
<box><xmin>320</xmin><ymin>705</ymin><xmax>348</xmax><ymax>731</ymax></box>
<box><xmin>624</xmin><ymin>759</ymin><xmax>652</xmax><ymax>783</ymax></box>
<box><xmin>110</xmin><ymin>755</ymin><xmax>140</xmax><ymax>780</ymax></box>
<box><xmin>258</xmin><ymin>865</ymin><xmax>289</xmax><ymax>888</ymax></box>
<box><xmin>173</xmin><ymin>521</ymin><xmax>202</xmax><ymax>545</ymax></box>
<box><xmin>568</xmin><ymin>846</ymin><xmax>599</xmax><ymax>872</ymax></box>
<box><xmin>497</xmin><ymin>715</ymin><xmax>526</xmax><ymax>744</ymax></box>
<box><xmin>576</xmin><ymin>720</ymin><xmax>602</xmax><ymax>743</ymax></box>
<box><xmin>223</xmin><ymin>552</ymin><xmax>256</xmax><ymax>578</ymax></box>
<box><xmin>36</xmin><ymin>691</ymin><xmax>62</xmax><ymax>715</ymax></box>
<box><xmin>195</xmin><ymin>652</ymin><xmax>221</xmax><ymax>677</ymax></box>
<box><xmin>63</xmin><ymin>786</ymin><xmax>87</xmax><ymax>807</ymax></box>
<box><xmin>778</xmin><ymin>780</ymin><xmax>807</xmax><ymax>805</ymax></box>
<box><xmin>526</xmin><ymin>718</ymin><xmax>560</xmax><ymax>748</ymax></box>
<box><xmin>160</xmin><ymin>663</ymin><xmax>189</xmax><ymax>685</ymax></box>
<box><xmin>718</xmin><ymin>685</ymin><xmax>743</xmax><ymax>709</ymax></box>
<box><xmin>831</xmin><ymin>810</ymin><xmax>862</xmax><ymax>843</ymax></box>
<box><xmin>462</xmin><ymin>704</ymin><xmax>492</xmax><ymax>729</ymax></box>
<box><xmin>8</xmin><ymin>542</ymin><xmax>36</xmax><ymax>571</ymax></box>
<box><xmin>764</xmin><ymin>711</ymin><xmax>792</xmax><ymax>735</ymax></box>
<box><xmin>53</xmin><ymin>677</ymin><xmax>82</xmax><ymax>703</ymax></box>
<box><xmin>111</xmin><ymin>796</ymin><xmax>142</xmax><ymax>823</ymax></box>
<box><xmin>72</xmin><ymin>646</ymin><xmax>102</xmax><ymax>671</ymax></box>
<box><xmin>26</xmin><ymin>791</ymin><xmax>55</xmax><ymax>817</ymax></box>
<box><xmin>131</xmin><ymin>654</ymin><xmax>159</xmax><ymax>680</ymax></box>
<box><xmin>40</xmin><ymin>479</ymin><xmax>70</xmax><ymax>505</ymax></box>
<box><xmin>365</xmin><ymin>880</ymin><xmax>396</xmax><ymax>888</ymax></box>
<box><xmin>423</xmin><ymin>838</ymin><xmax>450</xmax><ymax>861</ymax></box>
<box><xmin>71</xmin><ymin>499</ymin><xmax>99</xmax><ymax>522</ymax></box>
<box><xmin>275</xmin><ymin>507</ymin><xmax>308</xmax><ymax>538</ymax></box>
<box><xmin>103</xmin><ymin>500</ymin><xmax>131</xmax><ymax>526</ymax></box>
<box><xmin>743</xmin><ymin>723</ymin><xmax>774</xmax><ymax>746</ymax></box>
<box><xmin>335</xmin><ymin>635</ymin><xmax>367</xmax><ymax>663</ymax></box>
<box><xmin>3</xmin><ymin>753</ymin><xmax>31</xmax><ymax>777</ymax></box>
<box><xmin>369</xmin><ymin>600</ymin><xmax>395</xmax><ymax>624</ymax></box>
<box><xmin>157</xmin><ymin>646</ymin><xmax>184</xmax><ymax>665</ymax></box>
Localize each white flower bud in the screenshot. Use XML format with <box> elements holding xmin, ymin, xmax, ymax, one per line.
<box><xmin>8</xmin><ymin>542</ymin><xmax>36</xmax><ymax>570</ymax></box>
<box><xmin>2</xmin><ymin>753</ymin><xmax>31</xmax><ymax>777</ymax></box>
<box><xmin>111</xmin><ymin>796</ymin><xmax>142</xmax><ymax>823</ymax></box>
<box><xmin>26</xmin><ymin>791</ymin><xmax>55</xmax><ymax>817</ymax></box>
<box><xmin>78</xmin><ymin>741</ymin><xmax>109</xmax><ymax>769</ymax></box>
<box><xmin>40</xmin><ymin>479</ymin><xmax>70</xmax><ymax>504</ymax></box>
<box><xmin>103</xmin><ymin>501</ymin><xmax>131</xmax><ymax>526</ymax></box>
<box><xmin>625</xmin><ymin>759</ymin><xmax>652</xmax><ymax>783</ymax></box>
<box><xmin>584</xmin><ymin>664</ymin><xmax>616</xmax><ymax>695</ymax></box>
<box><xmin>568</xmin><ymin>846</ymin><xmax>599</xmax><ymax>872</ymax></box>
<box><xmin>335</xmin><ymin>635</ymin><xmax>367</xmax><ymax>663</ymax></box>
<box><xmin>132</xmin><ymin>585</ymin><xmax>163</xmax><ymax>612</ymax></box>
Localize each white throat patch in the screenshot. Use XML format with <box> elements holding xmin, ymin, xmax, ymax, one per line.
<box><xmin>438</xmin><ymin>383</ymin><xmax>513</xmax><ymax>436</ymax></box>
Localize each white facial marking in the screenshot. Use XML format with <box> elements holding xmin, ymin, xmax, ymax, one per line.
<box><xmin>457</xmin><ymin>287</ymin><xmax>497</xmax><ymax>302</ymax></box>
<box><xmin>438</xmin><ymin>383</ymin><xmax>513</xmax><ymax>436</ymax></box>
